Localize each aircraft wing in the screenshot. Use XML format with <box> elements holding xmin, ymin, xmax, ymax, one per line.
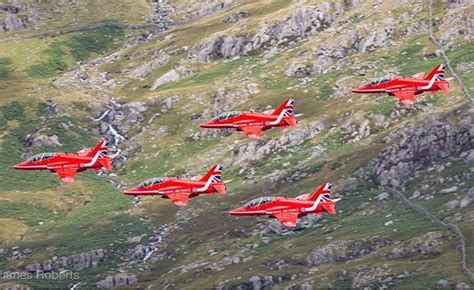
<box><xmin>393</xmin><ymin>91</ymin><xmax>415</xmax><ymax>105</ymax></box>
<box><xmin>240</xmin><ymin>126</ymin><xmax>264</xmax><ymax>138</ymax></box>
<box><xmin>54</xmin><ymin>167</ymin><xmax>79</xmax><ymax>183</ymax></box>
<box><xmin>273</xmin><ymin>212</ymin><xmax>299</xmax><ymax>228</ymax></box>
<box><xmin>166</xmin><ymin>193</ymin><xmax>190</xmax><ymax>207</ymax></box>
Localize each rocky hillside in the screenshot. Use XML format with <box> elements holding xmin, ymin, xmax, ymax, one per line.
<box><xmin>0</xmin><ymin>0</ymin><xmax>472</xmax><ymax>289</ymax></box>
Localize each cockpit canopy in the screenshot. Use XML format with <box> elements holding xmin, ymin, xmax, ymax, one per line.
<box><xmin>243</xmin><ymin>197</ymin><xmax>275</xmax><ymax>208</ymax></box>
<box><xmin>213</xmin><ymin>111</ymin><xmax>240</xmax><ymax>121</ymax></box>
<box><xmin>366</xmin><ymin>75</ymin><xmax>392</xmax><ymax>86</ymax></box>
<box><xmin>27</xmin><ymin>152</ymin><xmax>56</xmax><ymax>162</ymax></box>
<box><xmin>138</xmin><ymin>177</ymin><xmax>165</xmax><ymax>188</ymax></box>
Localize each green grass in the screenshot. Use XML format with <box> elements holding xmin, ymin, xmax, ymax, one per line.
<box><xmin>370</xmin><ymin>96</ymin><xmax>397</xmax><ymax>116</ymax></box>
<box><xmin>156</xmin><ymin>58</ymin><xmax>250</xmax><ymax>91</ymax></box>
<box><xmin>394</xmin><ymin>43</ymin><xmax>423</xmax><ymax>66</ymax></box>
<box><xmin>27</xmin><ymin>41</ymin><xmax>69</xmax><ymax>78</ymax></box>
<box><xmin>0</xmin><ymin>201</ymin><xmax>61</xmax><ymax>227</ymax></box>
<box><xmin>27</xmin><ymin>25</ymin><xmax>124</xmax><ymax>78</ymax></box>
<box><xmin>2</xmin><ymin>101</ymin><xmax>25</xmax><ymax>120</ymax></box>
<box><xmin>67</xmin><ymin>25</ymin><xmax>124</xmax><ymax>61</ymax></box>
<box><xmin>0</xmin><ymin>57</ymin><xmax>13</xmax><ymax>80</ymax></box>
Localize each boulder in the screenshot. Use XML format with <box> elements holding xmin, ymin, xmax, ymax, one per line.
<box><xmin>306</xmin><ymin>237</ymin><xmax>391</xmax><ymax>266</ymax></box>
<box><xmin>150</xmin><ymin>66</ymin><xmax>192</xmax><ymax>90</ymax></box>
<box><xmin>25</xmin><ymin>249</ymin><xmax>105</xmax><ymax>273</ymax></box>
<box><xmin>30</xmin><ymin>135</ymin><xmax>62</xmax><ymax>147</ymax></box>
<box><xmin>96</xmin><ymin>274</ymin><xmax>138</xmax><ymax>288</ymax></box>
<box><xmin>436</xmin><ymin>279</ymin><xmax>451</xmax><ymax>288</ymax></box>
<box><xmin>387</xmin><ymin>232</ymin><xmax>444</xmax><ymax>259</ymax></box>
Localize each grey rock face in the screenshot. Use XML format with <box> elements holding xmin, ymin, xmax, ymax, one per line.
<box><xmin>122</xmin><ymin>244</ymin><xmax>155</xmax><ymax>261</ymax></box>
<box><xmin>2</xmin><ymin>14</ymin><xmax>25</xmax><ymax>31</ymax></box>
<box><xmin>30</xmin><ymin>134</ymin><xmax>62</xmax><ymax>148</ymax></box>
<box><xmin>96</xmin><ymin>274</ymin><xmax>138</xmax><ymax>288</ymax></box>
<box><xmin>218</xmin><ymin>274</ymin><xmax>291</xmax><ymax>290</ymax></box>
<box><xmin>95</xmin><ymin>100</ymin><xmax>148</xmax><ymax>146</ymax></box>
<box><xmin>182</xmin><ymin>0</ymin><xmax>234</xmax><ymax>21</ymax></box>
<box><xmin>150</xmin><ymin>66</ymin><xmax>193</xmax><ymax>90</ymax></box>
<box><xmin>129</xmin><ymin>54</ymin><xmax>170</xmax><ymax>79</ymax></box>
<box><xmin>351</xmin><ymin>264</ymin><xmax>402</xmax><ymax>288</ymax></box>
<box><xmin>0</xmin><ymin>1</ymin><xmax>43</xmax><ymax>32</ymax></box>
<box><xmin>436</xmin><ymin>278</ymin><xmax>451</xmax><ymax>288</ymax></box>
<box><xmin>24</xmin><ymin>249</ymin><xmax>105</xmax><ymax>273</ymax></box>
<box><xmin>386</xmin><ymin>231</ymin><xmax>444</xmax><ymax>259</ymax></box>
<box><xmin>371</xmin><ymin>114</ymin><xmax>473</xmax><ymax>188</ymax></box>
<box><xmin>306</xmin><ymin>237</ymin><xmax>391</xmax><ymax>266</ymax></box>
<box><xmin>188</xmin><ymin>3</ymin><xmax>342</xmax><ymax>62</ymax></box>
<box><xmin>233</xmin><ymin>121</ymin><xmax>325</xmax><ymax>165</ymax></box>
<box><xmin>285</xmin><ymin>63</ymin><xmax>312</xmax><ymax>77</ymax></box>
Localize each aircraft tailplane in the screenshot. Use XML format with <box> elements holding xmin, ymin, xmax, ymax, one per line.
<box><xmin>200</xmin><ymin>164</ymin><xmax>223</xmax><ymax>183</ymax></box>
<box><xmin>425</xmin><ymin>64</ymin><xmax>446</xmax><ymax>81</ymax></box>
<box><xmin>272</xmin><ymin>98</ymin><xmax>295</xmax><ymax>117</ymax></box>
<box><xmin>308</xmin><ymin>182</ymin><xmax>332</xmax><ymax>201</ymax></box>
<box><xmin>88</xmin><ymin>139</ymin><xmax>108</xmax><ymax>158</ymax></box>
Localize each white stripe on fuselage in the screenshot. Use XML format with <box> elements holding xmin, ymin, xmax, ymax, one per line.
<box><xmin>81</xmin><ymin>150</ymin><xmax>103</xmax><ymax>168</ymax></box>
<box><xmin>268</xmin><ymin>109</ymin><xmax>290</xmax><ymax>126</ymax></box>
<box><xmin>303</xmin><ymin>194</ymin><xmax>323</xmax><ymax>212</ymax></box>
<box><xmin>195</xmin><ymin>174</ymin><xmax>219</xmax><ymax>192</ymax></box>
<box><xmin>419</xmin><ymin>73</ymin><xmax>440</xmax><ymax>90</ymax></box>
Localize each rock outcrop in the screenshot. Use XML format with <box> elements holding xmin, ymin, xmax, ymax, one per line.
<box><xmin>306</xmin><ymin>236</ymin><xmax>391</xmax><ymax>266</ymax></box>
<box><xmin>0</xmin><ymin>1</ymin><xmax>43</xmax><ymax>32</ymax></box>
<box><xmin>233</xmin><ymin>121</ymin><xmax>325</xmax><ymax>165</ymax></box>
<box><xmin>94</xmin><ymin>100</ymin><xmax>148</xmax><ymax>146</ymax></box>
<box><xmin>386</xmin><ymin>231</ymin><xmax>444</xmax><ymax>259</ymax></box>
<box><xmin>25</xmin><ymin>249</ymin><xmax>105</xmax><ymax>273</ymax></box>
<box><xmin>188</xmin><ymin>3</ymin><xmax>343</xmax><ymax>62</ymax></box>
<box><xmin>96</xmin><ymin>274</ymin><xmax>138</xmax><ymax>288</ymax></box>
<box><xmin>371</xmin><ymin>112</ymin><xmax>473</xmax><ymax>188</ymax></box>
<box><xmin>150</xmin><ymin>66</ymin><xmax>193</xmax><ymax>90</ymax></box>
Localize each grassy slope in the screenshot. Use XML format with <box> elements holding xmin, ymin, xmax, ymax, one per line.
<box><xmin>0</xmin><ymin>0</ymin><xmax>472</xmax><ymax>288</ymax></box>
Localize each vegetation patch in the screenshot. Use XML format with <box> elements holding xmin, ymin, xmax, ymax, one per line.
<box><xmin>0</xmin><ymin>57</ymin><xmax>13</xmax><ymax>80</ymax></box>
<box><xmin>27</xmin><ymin>41</ymin><xmax>69</xmax><ymax>78</ymax></box>
<box><xmin>67</xmin><ymin>25</ymin><xmax>125</xmax><ymax>61</ymax></box>
<box><xmin>27</xmin><ymin>25</ymin><xmax>124</xmax><ymax>78</ymax></box>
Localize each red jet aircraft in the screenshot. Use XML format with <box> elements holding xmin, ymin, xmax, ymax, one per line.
<box><xmin>14</xmin><ymin>139</ymin><xmax>116</xmax><ymax>183</ymax></box>
<box><xmin>352</xmin><ymin>64</ymin><xmax>450</xmax><ymax>105</ymax></box>
<box><xmin>123</xmin><ymin>164</ymin><xmax>231</xmax><ymax>206</ymax></box>
<box><xmin>229</xmin><ymin>183</ymin><xmax>340</xmax><ymax>228</ymax></box>
<box><xmin>200</xmin><ymin>98</ymin><xmax>302</xmax><ymax>138</ymax></box>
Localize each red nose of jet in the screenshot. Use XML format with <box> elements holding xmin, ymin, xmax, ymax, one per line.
<box><xmin>199</xmin><ymin>120</ymin><xmax>215</xmax><ymax>128</ymax></box>
<box><xmin>229</xmin><ymin>207</ymin><xmax>246</xmax><ymax>215</ymax></box>
<box><xmin>14</xmin><ymin>162</ymin><xmax>28</xmax><ymax>170</ymax></box>
<box><xmin>351</xmin><ymin>86</ymin><xmax>366</xmax><ymax>93</ymax></box>
<box><xmin>123</xmin><ymin>187</ymin><xmax>139</xmax><ymax>196</ymax></box>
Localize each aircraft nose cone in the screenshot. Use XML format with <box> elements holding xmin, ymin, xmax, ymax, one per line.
<box><xmin>123</xmin><ymin>188</ymin><xmax>137</xmax><ymax>196</ymax></box>
<box><xmin>200</xmin><ymin>121</ymin><xmax>213</xmax><ymax>128</ymax></box>
<box><xmin>14</xmin><ymin>162</ymin><xmax>26</xmax><ymax>169</ymax></box>
<box><xmin>229</xmin><ymin>208</ymin><xmax>244</xmax><ymax>215</ymax></box>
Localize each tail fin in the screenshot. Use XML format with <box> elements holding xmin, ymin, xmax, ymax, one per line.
<box><xmin>272</xmin><ymin>99</ymin><xmax>295</xmax><ymax>117</ymax></box>
<box><xmin>200</xmin><ymin>164</ymin><xmax>223</xmax><ymax>183</ymax></box>
<box><xmin>88</xmin><ymin>139</ymin><xmax>108</xmax><ymax>158</ymax></box>
<box><xmin>308</xmin><ymin>182</ymin><xmax>332</xmax><ymax>201</ymax></box>
<box><xmin>425</xmin><ymin>64</ymin><xmax>446</xmax><ymax>81</ymax></box>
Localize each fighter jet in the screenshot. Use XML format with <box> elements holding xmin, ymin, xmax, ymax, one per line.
<box><xmin>229</xmin><ymin>183</ymin><xmax>339</xmax><ymax>228</ymax></box>
<box><xmin>14</xmin><ymin>139</ymin><xmax>117</xmax><ymax>183</ymax></box>
<box><xmin>123</xmin><ymin>164</ymin><xmax>231</xmax><ymax>206</ymax></box>
<box><xmin>200</xmin><ymin>98</ymin><xmax>302</xmax><ymax>138</ymax></box>
<box><xmin>352</xmin><ymin>64</ymin><xmax>450</xmax><ymax>105</ymax></box>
